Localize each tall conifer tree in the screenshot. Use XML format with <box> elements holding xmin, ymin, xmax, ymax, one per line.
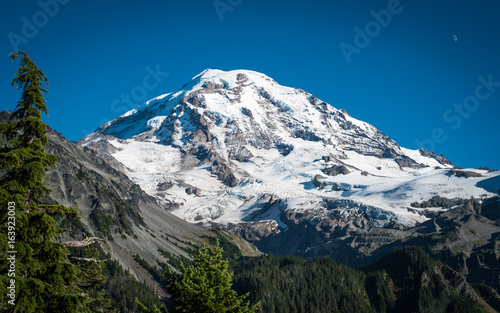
<box><xmin>0</xmin><ymin>52</ymin><xmax>109</xmax><ymax>312</ymax></box>
<box><xmin>167</xmin><ymin>242</ymin><xmax>259</xmax><ymax>313</ymax></box>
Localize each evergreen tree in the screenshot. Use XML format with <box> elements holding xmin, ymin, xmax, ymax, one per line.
<box><xmin>0</xmin><ymin>52</ymin><xmax>110</xmax><ymax>312</ymax></box>
<box><xmin>166</xmin><ymin>242</ymin><xmax>259</xmax><ymax>313</ymax></box>
<box><xmin>135</xmin><ymin>297</ymin><xmax>168</xmax><ymax>313</ymax></box>
<box><xmin>75</xmin><ymin>247</ymin><xmax>115</xmax><ymax>312</ymax></box>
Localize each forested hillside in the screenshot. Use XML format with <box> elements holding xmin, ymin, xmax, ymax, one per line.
<box><xmin>231</xmin><ymin>247</ymin><xmax>497</xmax><ymax>313</ymax></box>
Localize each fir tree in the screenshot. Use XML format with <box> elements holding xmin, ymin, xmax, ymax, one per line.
<box><xmin>0</xmin><ymin>52</ymin><xmax>110</xmax><ymax>312</ymax></box>
<box><xmin>166</xmin><ymin>242</ymin><xmax>259</xmax><ymax>313</ymax></box>
<box><xmin>135</xmin><ymin>297</ymin><xmax>168</xmax><ymax>313</ymax></box>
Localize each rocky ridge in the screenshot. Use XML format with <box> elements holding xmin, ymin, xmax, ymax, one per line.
<box><xmin>0</xmin><ymin>110</ymin><xmax>217</xmax><ymax>294</ymax></box>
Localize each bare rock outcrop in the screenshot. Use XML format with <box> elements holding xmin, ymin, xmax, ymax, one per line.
<box><xmin>322</xmin><ymin>165</ymin><xmax>351</xmax><ymax>176</ymax></box>
<box><xmin>211</xmin><ymin>159</ymin><xmax>238</xmax><ymax>187</ymax></box>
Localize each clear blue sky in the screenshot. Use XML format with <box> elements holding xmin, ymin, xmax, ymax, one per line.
<box><xmin>1</xmin><ymin>0</ymin><xmax>499</xmax><ymax>169</ymax></box>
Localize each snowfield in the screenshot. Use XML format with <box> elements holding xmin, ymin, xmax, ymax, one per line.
<box><xmin>81</xmin><ymin>69</ymin><xmax>500</xmax><ymax>229</ymax></box>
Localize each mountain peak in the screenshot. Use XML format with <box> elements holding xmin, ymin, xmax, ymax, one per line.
<box><xmin>185</xmin><ymin>69</ymin><xmax>279</xmax><ymax>93</ymax></box>
<box><xmin>77</xmin><ymin>69</ymin><xmax>500</xmax><ymax>234</ymax></box>
<box><xmin>84</xmin><ymin>68</ymin><xmax>388</xmax><ymax>158</ymax></box>
<box><xmin>196</xmin><ymin>68</ymin><xmax>273</xmax><ymax>81</ymax></box>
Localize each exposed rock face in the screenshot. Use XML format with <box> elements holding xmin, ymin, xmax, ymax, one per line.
<box><xmin>448</xmin><ymin>169</ymin><xmax>484</xmax><ymax>178</ymax></box>
<box><xmin>250</xmin><ymin>209</ymin><xmax>405</xmax><ymax>266</ymax></box>
<box><xmin>156</xmin><ymin>181</ymin><xmax>174</xmax><ymax>191</ymax></box>
<box><xmin>395</xmin><ymin>155</ymin><xmax>427</xmax><ymax>169</ymax></box>
<box><xmin>322</xmin><ymin>165</ymin><xmax>351</xmax><ymax>176</ymax></box>
<box><xmin>211</xmin><ymin>159</ymin><xmax>238</xmax><ymax>187</ymax></box>
<box><xmin>45</xmin><ymin>127</ymin><xmax>212</xmax><ymax>263</ymax></box>
<box><xmin>0</xmin><ymin>110</ymin><xmax>10</xmax><ymax>120</ymax></box>
<box><xmin>224</xmin><ymin>220</ymin><xmax>281</xmax><ymax>242</ymax></box>
<box><xmin>410</xmin><ymin>195</ymin><xmax>469</xmax><ymax>209</ymax></box>
<box><xmin>419</xmin><ymin>148</ymin><xmax>453</xmax><ymax>166</ymax></box>
<box><xmin>185</xmin><ymin>186</ymin><xmax>202</xmax><ymax>196</ymax></box>
<box><xmin>313</xmin><ymin>174</ymin><xmax>328</xmax><ymax>189</ymax></box>
<box><xmin>480</xmin><ymin>196</ymin><xmax>500</xmax><ymax>220</ymax></box>
<box><xmin>239</xmin><ymin>195</ymin><xmax>500</xmax><ymax>295</ymax></box>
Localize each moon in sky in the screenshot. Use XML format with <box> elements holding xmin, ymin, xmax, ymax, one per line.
<box><xmin>452</xmin><ymin>35</ymin><xmax>458</xmax><ymax>42</ymax></box>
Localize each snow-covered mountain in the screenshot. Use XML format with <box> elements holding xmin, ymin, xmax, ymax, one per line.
<box><xmin>80</xmin><ymin>69</ymin><xmax>500</xmax><ymax>254</ymax></box>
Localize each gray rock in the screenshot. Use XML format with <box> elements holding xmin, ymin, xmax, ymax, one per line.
<box><xmin>480</xmin><ymin>196</ymin><xmax>500</xmax><ymax>220</ymax></box>
<box><xmin>395</xmin><ymin>155</ymin><xmax>427</xmax><ymax>169</ymax></box>
<box><xmin>211</xmin><ymin>159</ymin><xmax>238</xmax><ymax>187</ymax></box>
<box><xmin>448</xmin><ymin>170</ymin><xmax>484</xmax><ymax>178</ymax></box>
<box><xmin>228</xmin><ymin>144</ymin><xmax>254</xmax><ymax>162</ymax></box>
<box><xmin>275</xmin><ymin>143</ymin><xmax>294</xmax><ymax>156</ymax></box>
<box><xmin>236</xmin><ymin>73</ymin><xmax>248</xmax><ymax>82</ymax></box>
<box><xmin>419</xmin><ymin>148</ymin><xmax>453</xmax><ymax>166</ymax></box>
<box><xmin>322</xmin><ymin>155</ymin><xmax>335</xmax><ymax>162</ymax></box>
<box><xmin>241</xmin><ymin>107</ymin><xmax>253</xmax><ymax>118</ymax></box>
<box><xmin>225</xmin><ymin>220</ymin><xmax>280</xmax><ymax>242</ymax></box>
<box><xmin>322</xmin><ymin>165</ymin><xmax>351</xmax><ymax>176</ymax></box>
<box><xmin>185</xmin><ymin>187</ymin><xmax>202</xmax><ymax>196</ymax></box>
<box><xmin>313</xmin><ymin>174</ymin><xmax>328</xmax><ymax>189</ymax></box>
<box><xmin>156</xmin><ymin>181</ymin><xmax>174</xmax><ymax>191</ymax></box>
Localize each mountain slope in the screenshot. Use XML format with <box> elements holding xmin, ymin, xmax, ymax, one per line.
<box><xmin>0</xmin><ymin>110</ymin><xmax>214</xmax><ymax>295</ymax></box>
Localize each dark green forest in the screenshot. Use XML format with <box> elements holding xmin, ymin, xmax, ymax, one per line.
<box><xmin>230</xmin><ymin>247</ymin><xmax>493</xmax><ymax>313</ymax></box>
<box><xmin>59</xmin><ymin>241</ymin><xmax>500</xmax><ymax>313</ymax></box>
<box><xmin>101</xmin><ymin>238</ymin><xmax>498</xmax><ymax>313</ymax></box>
